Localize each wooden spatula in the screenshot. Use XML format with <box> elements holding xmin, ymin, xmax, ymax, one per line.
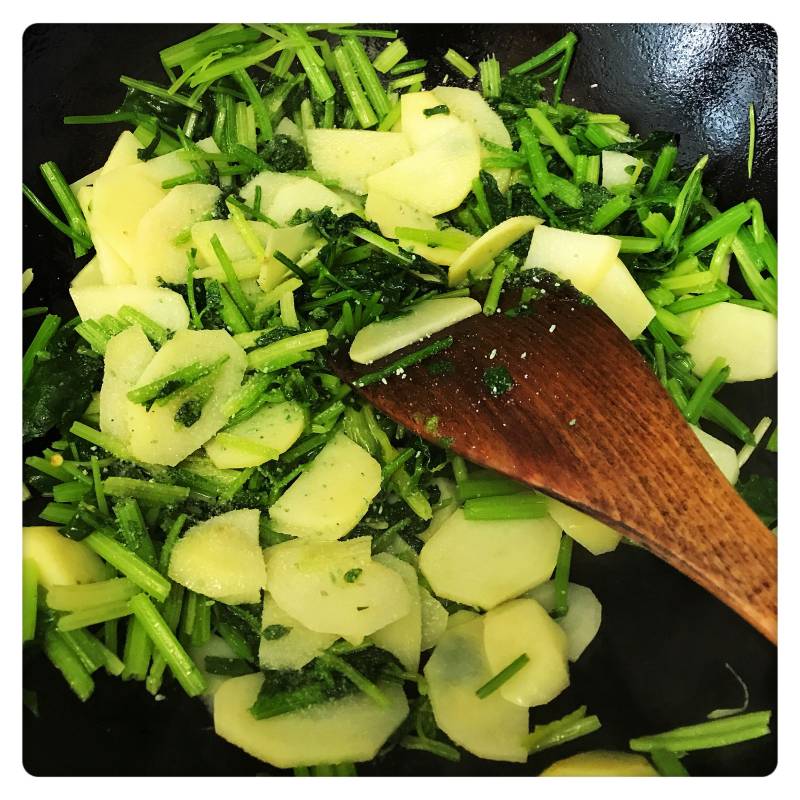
<box><xmin>331</xmin><ymin>279</ymin><xmax>777</xmax><ymax>643</ymax></box>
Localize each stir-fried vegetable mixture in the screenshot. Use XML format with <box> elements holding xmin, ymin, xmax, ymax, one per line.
<box><xmin>22</xmin><ymin>23</ymin><xmax>776</xmax><ymax>776</ymax></box>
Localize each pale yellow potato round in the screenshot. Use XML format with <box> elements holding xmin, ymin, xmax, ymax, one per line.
<box><xmin>23</xmin><ymin>526</ymin><xmax>111</xmax><ymax>588</ymax></box>
<box><xmin>258</xmin><ymin>592</ymin><xmax>337</xmax><ymax>671</ymax></box>
<box><xmin>683</xmin><ymin>301</ymin><xmax>777</xmax><ymax>382</ymax></box>
<box><xmin>424</xmin><ymin>613</ymin><xmax>528</xmax><ymax>762</ymax></box>
<box><xmin>448</xmin><ymin>215</ymin><xmax>542</xmax><ymax>287</ymax></box>
<box><xmin>134</xmin><ymin>183</ymin><xmax>221</xmax><ymax>285</ymax></box>
<box><xmin>70</xmin><ymin>284</ymin><xmax>190</xmax><ymax>331</ymax></box>
<box><xmin>99</xmin><ymin>130</ymin><xmax>142</xmax><ymax>176</ymax></box>
<box><xmin>590</xmin><ymin>258</ymin><xmax>655</xmax><ymax>339</ymax></box>
<box><xmin>690</xmin><ymin>424</ymin><xmax>740</xmax><ymax>484</ymax></box>
<box><xmin>523</xmin><ymin>225</ymin><xmax>620</xmax><ymax>294</ymax></box>
<box><xmin>267</xmin><ymin>177</ymin><xmax>357</xmax><ymax>226</ymax></box>
<box><xmin>264</xmin><ymin>537</ymin><xmax>412</xmax><ymax>643</ymax></box>
<box><xmin>527</xmin><ymin>581</ymin><xmax>603</xmax><ymax>662</ymax></box>
<box><xmin>191</xmin><ymin>218</ymin><xmax>274</xmax><ymax>280</ymax></box>
<box><xmin>601</xmin><ymin>150</ymin><xmax>643</xmax><ymax>189</ymax></box>
<box><xmin>419</xmin><ymin>509</ymin><xmax>561</xmax><ymax>609</ymax></box>
<box><xmin>483</xmin><ymin>597</ymin><xmax>569</xmax><ymax>707</ymax></box>
<box><xmin>240</xmin><ymin>171</ymin><xmax>302</xmax><ymax>210</ymax></box>
<box><xmin>205</xmin><ymin>401</ymin><xmax>307</xmax><ymax>470</ymax></box>
<box><xmin>306</xmin><ymin>129</ymin><xmax>411</xmax><ymax>194</ymax></box>
<box><xmin>168</xmin><ymin>509</ymin><xmax>265</xmax><ymax>605</ymax></box>
<box><xmin>371</xmin><ymin>553</ymin><xmax>422</xmax><ymax>672</ymax></box>
<box><xmin>69</xmin><ymin>257</ymin><xmax>103</xmax><ymax>289</ymax></box>
<box><xmin>269</xmin><ymin>432</ymin><xmax>381</xmax><ymax>540</ymax></box>
<box><xmin>214</xmin><ymin>673</ymin><xmax>409</xmax><ymax>769</ymax></box>
<box><xmin>191</xmin><ymin>634</ymin><xmax>238</xmax><ymax>705</ymax></box>
<box><xmin>419</xmin><ymin>586</ymin><xmax>449</xmax><ymax>651</ymax></box>
<box><xmin>364</xmin><ymin>190</ymin><xmax>437</xmax><ymax>238</ymax></box>
<box><xmin>100</xmin><ymin>325</ymin><xmax>155</xmax><ymax>444</ymax></box>
<box><xmin>349</xmin><ymin>296</ymin><xmax>481</xmax><ymax>365</ymax></box>
<box><xmin>546</xmin><ymin>498</ymin><xmax>621</xmax><ymax>556</ymax></box>
<box><xmin>400</xmin><ymin>91</ymin><xmax>465</xmax><ymax>151</ymax></box>
<box><xmin>367</xmin><ymin>121</ymin><xmax>480</xmax><ymax>216</ymax></box>
<box><xmin>127</xmin><ymin>329</ymin><xmax>247</xmax><ymax>466</ymax></box>
<box><xmin>540</xmin><ymin>750</ymin><xmax>658</xmax><ymax>777</ymax></box>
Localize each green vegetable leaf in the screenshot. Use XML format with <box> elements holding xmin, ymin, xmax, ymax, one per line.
<box><xmin>736</xmin><ymin>474</ymin><xmax>777</xmax><ymax>527</ymax></box>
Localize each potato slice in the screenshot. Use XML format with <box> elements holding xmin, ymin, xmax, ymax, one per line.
<box><xmin>268</xmin><ymin>177</ymin><xmax>357</xmax><ymax>226</ymax></box>
<box><xmin>258</xmin><ymin>592</ymin><xmax>337</xmax><ymax>670</ymax></box>
<box><xmin>191</xmin><ymin>219</ymin><xmax>275</xmax><ymax>280</ymax></box>
<box><xmin>690</xmin><ymin>424</ymin><xmax>739</xmax><ymax>484</ymax></box>
<box><xmin>418</xmin><ymin>477</ymin><xmax>459</xmax><ymax>544</ymax></box>
<box><xmin>268</xmin><ymin>432</ymin><xmax>381</xmax><ymax>540</ymax></box>
<box><xmin>275</xmin><ymin>116</ymin><xmax>303</xmax><ymax>141</ymax></box>
<box><xmin>70</xmin><ymin>285</ymin><xmax>190</xmax><ymax>331</ymax></box>
<box><xmin>682</xmin><ymin>302</ymin><xmax>777</xmax><ymax>382</ymax></box>
<box><xmin>349</xmin><ymin>297</ymin><xmax>482</xmax><ymax>365</ymax></box>
<box><xmin>306</xmin><ymin>129</ymin><xmax>411</xmax><ymax>194</ymax></box>
<box><xmin>168</xmin><ymin>509</ymin><xmax>265</xmax><ymax>604</ymax></box>
<box><xmin>205</xmin><ymin>400</ymin><xmax>307</xmax><ymax>469</ymax></box>
<box><xmin>371</xmin><ymin>553</ymin><xmax>422</xmax><ymax>672</ymax></box>
<box><xmin>419</xmin><ymin>509</ymin><xmax>561</xmax><ymax>609</ymax></box>
<box><xmin>448</xmin><ymin>216</ymin><xmax>542</xmax><ymax>286</ymax></box>
<box><xmin>214</xmin><ymin>673</ymin><xmax>408</xmax><ymax>768</ymax></box>
<box><xmin>523</xmin><ymin>225</ymin><xmax>620</xmax><ymax>294</ymax></box>
<box><xmin>367</xmin><ymin>121</ymin><xmax>481</xmax><ymax>216</ymax></box>
<box><xmin>419</xmin><ymin>586</ymin><xmax>449</xmax><ymax>651</ymax></box>
<box><xmin>92</xmin><ymin>231</ymin><xmax>134</xmax><ymax>285</ymax></box>
<box><xmin>100</xmin><ymin>325</ymin><xmax>155</xmax><ymax>444</ymax></box>
<box><xmin>432</xmin><ymin>85</ymin><xmax>513</xmax><ymax>191</ymax></box>
<box><xmin>70</xmin><ymin>257</ymin><xmax>103</xmax><ymax>289</ymax></box>
<box><xmin>546</xmin><ymin>498</ymin><xmax>621</xmax><ymax>556</ymax></box>
<box><xmin>400</xmin><ymin>91</ymin><xmax>465</xmax><ymax>151</ymax></box>
<box><xmin>191</xmin><ymin>635</ymin><xmax>239</xmax><ymax>705</ymax></box>
<box><xmin>540</xmin><ymin>751</ymin><xmax>658</xmax><ymax>777</ymax></box>
<box><xmin>590</xmin><ymin>258</ymin><xmax>655</xmax><ymax>339</ymax></box>
<box><xmin>133</xmin><ymin>183</ymin><xmax>221</xmax><ymax>285</ymax></box>
<box><xmin>483</xmin><ymin>597</ymin><xmax>569</xmax><ymax>707</ymax></box>
<box><xmin>99</xmin><ymin>130</ymin><xmax>143</xmax><ymax>176</ymax></box>
<box><xmin>527</xmin><ymin>581</ymin><xmax>602</xmax><ymax>662</ymax></box>
<box><xmin>240</xmin><ymin>171</ymin><xmax>303</xmax><ymax>209</ymax></box>
<box><xmin>22</xmin><ymin>526</ymin><xmax>111</xmax><ymax>588</ymax></box>
<box><xmin>264</xmin><ymin>537</ymin><xmax>412</xmax><ymax>643</ymax></box>
<box><xmin>424</xmin><ymin>613</ymin><xmax>528</xmax><ymax>762</ymax></box>
<box><xmin>364</xmin><ymin>190</ymin><xmax>437</xmax><ymax>238</ymax></box>
<box><xmin>255</xmin><ymin>224</ymin><xmax>321</xmax><ymax>290</ymax></box>
<box><xmin>601</xmin><ymin>151</ymin><xmax>643</xmax><ymax>189</ymax></box>
<box><xmin>127</xmin><ymin>329</ymin><xmax>247</xmax><ymax>466</ymax></box>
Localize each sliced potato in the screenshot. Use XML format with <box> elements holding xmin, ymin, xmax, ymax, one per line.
<box><xmin>601</xmin><ymin>151</ymin><xmax>643</xmax><ymax>190</ymax></box>
<box><xmin>546</xmin><ymin>498</ymin><xmax>621</xmax><ymax>556</ymax></box>
<box><xmin>205</xmin><ymin>401</ymin><xmax>307</xmax><ymax>469</ymax></box>
<box><xmin>371</xmin><ymin>553</ymin><xmax>422</xmax><ymax>672</ymax></box>
<box><xmin>275</xmin><ymin>116</ymin><xmax>303</xmax><ymax>141</ymax></box>
<box><xmin>191</xmin><ymin>635</ymin><xmax>239</xmax><ymax>704</ymax></box>
<box><xmin>418</xmin><ymin>477</ymin><xmax>459</xmax><ymax>544</ymax></box>
<box><xmin>419</xmin><ymin>509</ymin><xmax>561</xmax><ymax>610</ymax></box>
<box><xmin>92</xmin><ymin>231</ymin><xmax>134</xmax><ymax>285</ymax></box>
<box><xmin>168</xmin><ymin>509</ymin><xmax>265</xmax><ymax>604</ymax></box>
<box><xmin>191</xmin><ymin>219</ymin><xmax>274</xmax><ymax>280</ymax></box>
<box><xmin>133</xmin><ymin>183</ymin><xmax>221</xmax><ymax>285</ymax></box>
<box><xmin>22</xmin><ymin>526</ymin><xmax>111</xmax><ymax>588</ymax></box>
<box><xmin>590</xmin><ymin>258</ymin><xmax>655</xmax><ymax>339</ymax></box>
<box><xmin>269</xmin><ymin>432</ymin><xmax>381</xmax><ymax>540</ymax></box>
<box><xmin>483</xmin><ymin>598</ymin><xmax>569</xmax><ymax>707</ymax></box>
<box><xmin>70</xmin><ymin>285</ymin><xmax>190</xmax><ymax>331</ymax></box>
<box><xmin>523</xmin><ymin>225</ymin><xmax>620</xmax><ymax>294</ymax></box>
<box><xmin>264</xmin><ymin>537</ymin><xmax>412</xmax><ymax>643</ymax></box>
<box><xmin>398</xmin><ymin>240</ymin><xmax>468</xmax><ymax>267</ymax></box>
<box><xmin>256</xmin><ymin>224</ymin><xmax>320</xmax><ymax>290</ymax></box>
<box><xmin>400</xmin><ymin>91</ymin><xmax>465</xmax><ymax>151</ymax></box>
<box><xmin>364</xmin><ymin>190</ymin><xmax>437</xmax><ymax>238</ymax></box>
<box><xmin>367</xmin><ymin>121</ymin><xmax>481</xmax><ymax>216</ymax></box>
<box><xmin>527</xmin><ymin>581</ymin><xmax>602</xmax><ymax>662</ymax></box>
<box><xmin>240</xmin><ymin>171</ymin><xmax>302</xmax><ymax>210</ymax></box>
<box><xmin>690</xmin><ymin>424</ymin><xmax>739</xmax><ymax>484</ymax></box>
<box><xmin>100</xmin><ymin>325</ymin><xmax>155</xmax><ymax>443</ymax></box>
<box><xmin>99</xmin><ymin>130</ymin><xmax>142</xmax><ymax>176</ymax></box>
<box><xmin>682</xmin><ymin>302</ymin><xmax>777</xmax><ymax>382</ymax></box>
<box><xmin>424</xmin><ymin>613</ymin><xmax>529</xmax><ymax>762</ymax></box>
<box><xmin>268</xmin><ymin>177</ymin><xmax>357</xmax><ymax>226</ymax></box>
<box><xmin>349</xmin><ymin>297</ymin><xmax>482</xmax><ymax>365</ymax></box>
<box><xmin>258</xmin><ymin>592</ymin><xmax>337</xmax><ymax>670</ymax></box>
<box><xmin>70</xmin><ymin>257</ymin><xmax>104</xmax><ymax>289</ymax></box>
<box><xmin>306</xmin><ymin>129</ymin><xmax>411</xmax><ymax>194</ymax></box>
<box><xmin>540</xmin><ymin>750</ymin><xmax>658</xmax><ymax>777</ymax></box>
<box><xmin>432</xmin><ymin>85</ymin><xmax>513</xmax><ymax>191</ymax></box>
<box><xmin>214</xmin><ymin>672</ymin><xmax>408</xmax><ymax>768</ymax></box>
<box><xmin>448</xmin><ymin>216</ymin><xmax>542</xmax><ymax>287</ymax></box>
<box><xmin>419</xmin><ymin>586</ymin><xmax>449</xmax><ymax>651</ymax></box>
<box><xmin>127</xmin><ymin>329</ymin><xmax>247</xmax><ymax>466</ymax></box>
